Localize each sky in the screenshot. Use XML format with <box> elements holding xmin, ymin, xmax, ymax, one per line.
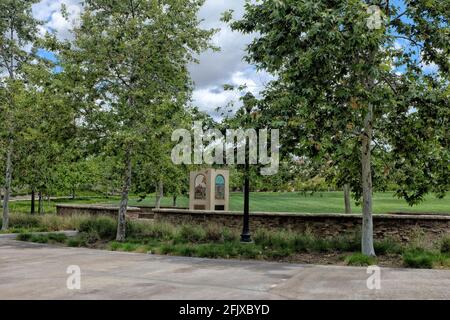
<box><xmin>31</xmin><ymin>0</ymin><xmax>272</xmax><ymax>119</ymax></box>
<box><xmin>31</xmin><ymin>0</ymin><xmax>439</xmax><ymax>119</ymax></box>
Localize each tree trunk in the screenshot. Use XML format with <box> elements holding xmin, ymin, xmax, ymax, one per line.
<box><xmin>155</xmin><ymin>180</ymin><xmax>163</xmax><ymax>209</ymax></box>
<box><xmin>31</xmin><ymin>187</ymin><xmax>35</xmax><ymax>214</ymax></box>
<box><xmin>172</xmin><ymin>195</ymin><xmax>177</xmax><ymax>207</ymax></box>
<box><xmin>361</xmin><ymin>104</ymin><xmax>375</xmax><ymax>256</ymax></box>
<box><xmin>343</xmin><ymin>184</ymin><xmax>352</xmax><ymax>214</ymax></box>
<box><xmin>2</xmin><ymin>141</ymin><xmax>13</xmax><ymax>231</ymax></box>
<box><xmin>116</xmin><ymin>149</ymin><xmax>131</xmax><ymax>241</ymax></box>
<box><xmin>0</xmin><ymin>188</ymin><xmax>3</xmax><ymax>217</ymax></box>
<box><xmin>71</xmin><ymin>187</ymin><xmax>75</xmax><ymax>200</ymax></box>
<box><xmin>38</xmin><ymin>191</ymin><xmax>44</xmax><ymax>215</ymax></box>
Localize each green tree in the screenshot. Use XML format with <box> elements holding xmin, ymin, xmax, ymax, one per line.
<box><xmin>60</xmin><ymin>0</ymin><xmax>215</xmax><ymax>240</ymax></box>
<box><xmin>228</xmin><ymin>0</ymin><xmax>449</xmax><ymax>256</ymax></box>
<box><xmin>14</xmin><ymin>59</ymin><xmax>78</xmax><ymax>213</ymax></box>
<box><xmin>0</xmin><ymin>0</ymin><xmax>41</xmax><ymax>229</ymax></box>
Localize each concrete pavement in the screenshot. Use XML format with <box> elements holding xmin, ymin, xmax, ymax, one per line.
<box><xmin>0</xmin><ymin>239</ymin><xmax>449</xmax><ymax>300</ymax></box>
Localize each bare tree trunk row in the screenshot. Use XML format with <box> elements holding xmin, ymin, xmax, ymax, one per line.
<box><xmin>116</xmin><ymin>148</ymin><xmax>132</xmax><ymax>241</ymax></box>
<box><xmin>31</xmin><ymin>187</ymin><xmax>35</xmax><ymax>214</ymax></box>
<box><xmin>2</xmin><ymin>140</ymin><xmax>13</xmax><ymax>231</ymax></box>
<box><xmin>155</xmin><ymin>180</ymin><xmax>163</xmax><ymax>209</ymax></box>
<box><xmin>172</xmin><ymin>195</ymin><xmax>177</xmax><ymax>207</ymax></box>
<box><xmin>361</xmin><ymin>104</ymin><xmax>375</xmax><ymax>256</ymax></box>
<box><xmin>38</xmin><ymin>191</ymin><xmax>44</xmax><ymax>215</ymax></box>
<box><xmin>343</xmin><ymin>184</ymin><xmax>352</xmax><ymax>214</ymax></box>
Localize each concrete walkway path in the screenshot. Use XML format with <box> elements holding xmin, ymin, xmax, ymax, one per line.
<box><xmin>0</xmin><ymin>239</ymin><xmax>449</xmax><ymax>300</ymax></box>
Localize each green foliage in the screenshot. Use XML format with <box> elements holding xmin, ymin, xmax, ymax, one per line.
<box><xmin>374</xmin><ymin>239</ymin><xmax>404</xmax><ymax>255</ymax></box>
<box><xmin>253</xmin><ymin>229</ymin><xmax>361</xmax><ymax>253</ymax></box>
<box><xmin>78</xmin><ymin>216</ymin><xmax>117</xmax><ymax>240</ymax></box>
<box><xmin>156</xmin><ymin>242</ymin><xmax>262</xmax><ymax>260</ymax></box>
<box><xmin>13</xmin><ymin>215</ymin><xmax>450</xmax><ymax>269</ymax></box>
<box><xmin>402</xmin><ymin>248</ymin><xmax>439</xmax><ymax>269</ymax></box>
<box><xmin>55</xmin><ymin>0</ymin><xmax>216</xmax><ymax>240</ymax></box>
<box><xmin>440</xmin><ymin>238</ymin><xmax>450</xmax><ymax>254</ymax></box>
<box><xmin>345</xmin><ymin>253</ymin><xmax>377</xmax><ymax>266</ymax></box>
<box><xmin>7</xmin><ymin>214</ymin><xmax>40</xmax><ymax>229</ymax></box>
<box><xmin>229</xmin><ymin>0</ymin><xmax>449</xmax><ymax>257</ymax></box>
<box><xmin>16</xmin><ymin>233</ymin><xmax>32</xmax><ymax>241</ymax></box>
<box><xmin>47</xmin><ymin>233</ymin><xmax>68</xmax><ymax>243</ymax></box>
<box><xmin>66</xmin><ymin>237</ymin><xmax>87</xmax><ymax>247</ymax></box>
<box><xmin>127</xmin><ymin>220</ymin><xmax>178</xmax><ymax>240</ymax></box>
<box><xmin>16</xmin><ymin>232</ymin><xmax>67</xmax><ymax>244</ymax></box>
<box><xmin>175</xmin><ymin>224</ymin><xmax>207</xmax><ymax>243</ymax></box>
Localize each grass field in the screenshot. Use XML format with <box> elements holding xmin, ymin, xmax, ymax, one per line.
<box><xmin>8</xmin><ymin>191</ymin><xmax>450</xmax><ymax>214</ymax></box>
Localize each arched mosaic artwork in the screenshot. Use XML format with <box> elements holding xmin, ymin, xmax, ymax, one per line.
<box><xmin>215</xmin><ymin>174</ymin><xmax>225</xmax><ymax>200</ymax></box>
<box><xmin>194</xmin><ymin>174</ymin><xmax>207</xmax><ymax>200</ymax></box>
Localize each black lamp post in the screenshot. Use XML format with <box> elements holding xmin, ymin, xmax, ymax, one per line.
<box><xmin>240</xmin><ymin>146</ymin><xmax>251</xmax><ymax>242</ymax></box>
<box><xmin>240</xmin><ymin>95</ymin><xmax>254</xmax><ymax>243</ymax></box>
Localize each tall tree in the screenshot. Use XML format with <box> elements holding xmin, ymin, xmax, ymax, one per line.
<box><xmin>0</xmin><ymin>0</ymin><xmax>40</xmax><ymax>230</ymax></box>
<box><xmin>228</xmin><ymin>0</ymin><xmax>449</xmax><ymax>256</ymax></box>
<box><xmin>14</xmin><ymin>59</ymin><xmax>78</xmax><ymax>213</ymax></box>
<box><xmin>61</xmin><ymin>0</ymin><xmax>215</xmax><ymax>240</ymax></box>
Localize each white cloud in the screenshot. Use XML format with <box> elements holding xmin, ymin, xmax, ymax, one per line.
<box><xmin>32</xmin><ymin>0</ymin><xmax>271</xmax><ymax>119</ymax></box>
<box><xmin>421</xmin><ymin>61</ymin><xmax>439</xmax><ymax>73</ymax></box>
<box><xmin>32</xmin><ymin>0</ymin><xmax>82</xmax><ymax>40</ymax></box>
<box><xmin>192</xmin><ymin>68</ymin><xmax>273</xmax><ymax>120</ymax></box>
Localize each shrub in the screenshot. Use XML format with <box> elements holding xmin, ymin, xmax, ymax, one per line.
<box><xmin>126</xmin><ymin>220</ymin><xmax>148</xmax><ymax>237</ymax></box>
<box><xmin>204</xmin><ymin>224</ymin><xmax>224</xmax><ymax>242</ymax></box>
<box><xmin>374</xmin><ymin>239</ymin><xmax>403</xmax><ymax>255</ymax></box>
<box><xmin>402</xmin><ymin>248</ymin><xmax>437</xmax><ymax>269</ymax></box>
<box><xmin>265</xmin><ymin>248</ymin><xmax>292</xmax><ymax>259</ymax></box>
<box><xmin>17</xmin><ymin>231</ymin><xmax>74</xmax><ymax>245</ymax></box>
<box><xmin>158</xmin><ymin>243</ymin><xmax>176</xmax><ymax>255</ymax></box>
<box><xmin>61</xmin><ymin>215</ymin><xmax>92</xmax><ymax>230</ymax></box>
<box><xmin>222</xmin><ymin>228</ymin><xmax>239</xmax><ymax>242</ymax></box>
<box><xmin>309</xmin><ymin>238</ymin><xmax>331</xmax><ymax>252</ymax></box>
<box><xmin>2</xmin><ymin>213</ymin><xmax>92</xmax><ymax>233</ymax></box>
<box><xmin>175</xmin><ymin>244</ymin><xmax>198</xmax><ymax>257</ymax></box>
<box><xmin>47</xmin><ymin>233</ymin><xmax>68</xmax><ymax>243</ymax></box>
<box><xmin>78</xmin><ymin>216</ymin><xmax>117</xmax><ymax>240</ymax></box>
<box><xmin>237</xmin><ymin>244</ymin><xmax>262</xmax><ymax>259</ymax></box>
<box><xmin>108</xmin><ymin>241</ymin><xmax>121</xmax><ymax>251</ymax></box>
<box><xmin>254</xmin><ymin>229</ymin><xmax>363</xmax><ymax>254</ymax></box>
<box><xmin>16</xmin><ymin>233</ymin><xmax>32</xmax><ymax>241</ymax></box>
<box><xmin>254</xmin><ymin>229</ymin><xmax>295</xmax><ymax>250</ymax></box>
<box><xmin>345</xmin><ymin>253</ymin><xmax>377</xmax><ymax>266</ymax></box>
<box><xmin>331</xmin><ymin>235</ymin><xmax>361</xmax><ymax>252</ymax></box>
<box><xmin>8</xmin><ymin>214</ymin><xmax>40</xmax><ymax>229</ymax></box>
<box><xmin>127</xmin><ymin>221</ymin><xmax>175</xmax><ymax>240</ymax></box>
<box><xmin>440</xmin><ymin>237</ymin><xmax>450</xmax><ymax>254</ymax></box>
<box><xmin>156</xmin><ymin>243</ymin><xmax>200</xmax><ymax>256</ymax></box>
<box><xmin>38</xmin><ymin>215</ymin><xmax>64</xmax><ymax>231</ymax></box>
<box><xmin>66</xmin><ymin>236</ymin><xmax>87</xmax><ymax>247</ymax></box>
<box><xmin>199</xmin><ymin>244</ymin><xmax>224</xmax><ymax>258</ymax></box>
<box><xmin>30</xmin><ymin>234</ymin><xmax>49</xmax><ymax>243</ymax></box>
<box><xmin>292</xmin><ymin>234</ymin><xmax>314</xmax><ymax>252</ymax></box>
<box><xmin>175</xmin><ymin>224</ymin><xmax>206</xmax><ymax>243</ymax></box>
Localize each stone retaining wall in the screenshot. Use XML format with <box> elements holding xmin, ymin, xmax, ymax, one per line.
<box><xmin>56</xmin><ymin>204</ymin><xmax>141</xmax><ymax>218</ymax></box>
<box><xmin>56</xmin><ymin>204</ymin><xmax>187</xmax><ymax>219</ymax></box>
<box><xmin>153</xmin><ymin>209</ymin><xmax>450</xmax><ymax>243</ymax></box>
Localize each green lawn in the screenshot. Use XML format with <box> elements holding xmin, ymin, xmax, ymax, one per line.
<box><xmin>8</xmin><ymin>191</ymin><xmax>450</xmax><ymax>214</ymax></box>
